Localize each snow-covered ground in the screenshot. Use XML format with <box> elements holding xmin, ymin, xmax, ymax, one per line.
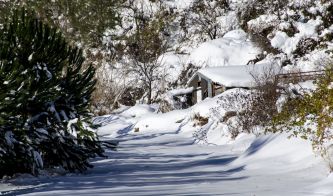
<box><xmin>2</xmin><ymin>104</ymin><xmax>333</xmax><ymax>196</ymax></box>
<box><xmin>1</xmin><ymin>0</ymin><xmax>333</xmax><ymax>195</ymax></box>
<box><xmin>188</xmin><ymin>29</ymin><xmax>260</xmax><ymax>67</ymax></box>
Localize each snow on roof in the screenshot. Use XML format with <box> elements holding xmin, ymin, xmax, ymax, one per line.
<box><xmin>168</xmin><ymin>87</ymin><xmax>194</xmax><ymax>96</ymax></box>
<box><xmin>189</xmin><ymin>63</ymin><xmax>277</xmax><ymax>87</ymax></box>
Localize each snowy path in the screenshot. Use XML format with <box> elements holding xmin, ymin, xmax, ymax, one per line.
<box><xmin>7</xmin><ymin>132</ymin><xmax>243</xmax><ymax>195</ymax></box>
<box><xmin>2</xmin><ymin>112</ymin><xmax>333</xmax><ymax>196</ymax></box>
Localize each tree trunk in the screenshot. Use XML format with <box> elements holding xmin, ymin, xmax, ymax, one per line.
<box><xmin>147</xmin><ymin>81</ymin><xmax>152</xmax><ymax>104</ymax></box>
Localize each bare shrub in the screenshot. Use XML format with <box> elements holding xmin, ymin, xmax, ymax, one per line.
<box><xmin>158</xmin><ymin>99</ymin><xmax>173</xmax><ymax>113</ymax></box>
<box><xmin>226</xmin><ymin>117</ymin><xmax>242</xmax><ymax>139</ymax></box>
<box><xmin>222</xmin><ymin>111</ymin><xmax>237</xmax><ymax>122</ymax></box>
<box><xmin>243</xmin><ymin>65</ymin><xmax>310</xmax><ymax>129</ymax></box>
<box><xmin>322</xmin><ymin>145</ymin><xmax>333</xmax><ymax>172</ymax></box>
<box><xmin>218</xmin><ymin>63</ymin><xmax>316</xmax><ymax>137</ymax></box>
<box><xmin>121</xmin><ymin>5</ymin><xmax>170</xmax><ymax>104</ymax></box>
<box><xmin>233</xmin><ymin>64</ymin><xmax>282</xmax><ymax>132</ymax></box>
<box><xmin>193</xmin><ymin>114</ymin><xmax>209</xmax><ymax>127</ymax></box>
<box><xmin>237</xmin><ymin>0</ymin><xmax>267</xmax><ymax>31</ymax></box>
<box><xmin>187</xmin><ymin>0</ymin><xmax>231</xmax><ymax>40</ymax></box>
<box><xmin>192</xmin><ymin>114</ymin><xmax>211</xmax><ymax>144</ymax></box>
<box><xmin>91</xmin><ymin>63</ymin><xmax>139</xmax><ymax>115</ymax></box>
<box><xmin>293</xmin><ymin>38</ymin><xmax>319</xmax><ymax>58</ymax></box>
<box><xmin>211</xmin><ymin>88</ymin><xmax>253</xmax><ymax>137</ymax></box>
<box><xmin>237</xmin><ymin>0</ymin><xmax>288</xmax><ymax>31</ymax></box>
<box><xmin>216</xmin><ymin>64</ymin><xmax>306</xmax><ymax>136</ymax></box>
<box><xmin>172</xmin><ymin>63</ymin><xmax>198</xmax><ymax>87</ymax></box>
<box><xmin>91</xmin><ymin>80</ymin><xmax>115</xmax><ymax>116</ymax></box>
<box><xmin>91</xmin><ymin>2</ymin><xmax>173</xmax><ymax>111</ymax></box>
<box><xmin>248</xmin><ymin>32</ymin><xmax>280</xmax><ymax>55</ymax></box>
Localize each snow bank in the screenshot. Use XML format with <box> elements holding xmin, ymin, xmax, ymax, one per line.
<box><xmin>96</xmin><ymin>115</ymin><xmax>132</xmax><ymax>138</ymax></box>
<box><xmin>134</xmin><ymin>109</ymin><xmax>188</xmax><ymax>133</ymax></box>
<box><xmin>312</xmin><ymin>174</ymin><xmax>333</xmax><ymax>195</ymax></box>
<box><xmin>239</xmin><ymin>134</ymin><xmax>319</xmax><ymax>165</ymax></box>
<box><xmin>188</xmin><ymin>88</ymin><xmax>249</xmax><ymax>118</ymax></box>
<box><xmin>9</xmin><ymin>92</ymin><xmax>333</xmax><ymax>196</ymax></box>
<box><xmin>120</xmin><ymin>104</ymin><xmax>156</xmax><ymax>118</ymax></box>
<box><xmin>293</xmin><ymin>49</ymin><xmax>332</xmax><ymax>71</ymax></box>
<box><xmin>163</xmin><ymin>0</ymin><xmax>196</xmax><ymax>10</ymax></box>
<box><xmin>190</xmin><ymin>96</ymin><xmax>219</xmax><ymax>118</ymax></box>
<box><xmin>188</xmin><ymin>29</ymin><xmax>260</xmax><ymax>67</ymax></box>
<box><xmin>247</xmin><ymin>14</ymin><xmax>280</xmax><ymax>34</ymax></box>
<box><xmin>168</xmin><ymin>87</ymin><xmax>194</xmax><ymax>97</ymax></box>
<box><xmin>157</xmin><ymin>52</ymin><xmax>187</xmax><ymax>82</ymax></box>
<box><xmin>223</xmin><ymin>29</ymin><xmax>248</xmax><ymax>40</ymax></box>
<box><xmin>271</xmin><ymin>19</ymin><xmax>322</xmax><ymax>56</ymax></box>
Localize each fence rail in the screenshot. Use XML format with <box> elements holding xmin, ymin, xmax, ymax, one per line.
<box><xmin>275</xmin><ymin>70</ymin><xmax>325</xmax><ymax>83</ymax></box>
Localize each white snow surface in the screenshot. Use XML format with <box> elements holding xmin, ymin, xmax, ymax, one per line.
<box><xmin>163</xmin><ymin>0</ymin><xmax>196</xmax><ymax>10</ymax></box>
<box><xmin>157</xmin><ymin>52</ymin><xmax>187</xmax><ymax>83</ymax></box>
<box><xmin>271</xmin><ymin>18</ymin><xmax>323</xmax><ymax>56</ymax></box>
<box><xmin>188</xmin><ymin>29</ymin><xmax>260</xmax><ymax>67</ymax></box>
<box><xmin>193</xmin><ymin>63</ymin><xmax>278</xmax><ymax>87</ymax></box>
<box><xmin>3</xmin><ymin>101</ymin><xmax>332</xmax><ymax>196</ymax></box>
<box><xmin>120</xmin><ymin>104</ymin><xmax>156</xmax><ymax>118</ymax></box>
<box><xmin>168</xmin><ymin>87</ymin><xmax>194</xmax><ymax>96</ymax></box>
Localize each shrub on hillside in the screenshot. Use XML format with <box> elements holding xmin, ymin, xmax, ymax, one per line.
<box><xmin>234</xmin><ymin>65</ymin><xmax>281</xmax><ymax>133</ymax></box>
<box><xmin>271</xmin><ymin>65</ymin><xmax>333</xmax><ymax>152</ymax></box>
<box><xmin>186</xmin><ymin>0</ymin><xmax>231</xmax><ymax>40</ymax></box>
<box><xmin>0</xmin><ymin>9</ymin><xmax>104</xmax><ymax>176</ymax></box>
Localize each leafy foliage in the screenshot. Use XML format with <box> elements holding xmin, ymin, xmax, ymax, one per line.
<box><xmin>0</xmin><ymin>0</ymin><xmax>122</xmax><ymax>47</ymax></box>
<box><xmin>35</xmin><ymin>0</ymin><xmax>122</xmax><ymax>46</ymax></box>
<box><xmin>271</xmin><ymin>67</ymin><xmax>333</xmax><ymax>150</ymax></box>
<box><xmin>0</xmin><ymin>9</ymin><xmax>103</xmax><ymax>176</ymax></box>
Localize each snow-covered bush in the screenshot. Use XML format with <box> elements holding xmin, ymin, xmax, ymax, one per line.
<box><xmin>184</xmin><ymin>0</ymin><xmax>231</xmax><ymax>40</ymax></box>
<box><xmin>191</xmin><ymin>88</ymin><xmax>255</xmax><ymax>143</ymax></box>
<box><xmin>237</xmin><ymin>0</ymin><xmax>269</xmax><ymax>31</ymax></box>
<box><xmin>0</xmin><ymin>9</ymin><xmax>104</xmax><ymax>176</ymax></box>
<box><xmin>214</xmin><ymin>89</ymin><xmax>252</xmax><ymax>137</ymax></box>
<box><xmin>226</xmin><ymin>64</ymin><xmax>282</xmax><ymax>133</ymax></box>
<box><xmin>237</xmin><ymin>0</ymin><xmax>333</xmax><ymax>69</ymax></box>
<box><xmin>271</xmin><ymin>64</ymin><xmax>333</xmax><ymax>152</ymax></box>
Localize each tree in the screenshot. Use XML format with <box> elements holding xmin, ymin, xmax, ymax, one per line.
<box><xmin>0</xmin><ymin>0</ymin><xmax>122</xmax><ymax>47</ymax></box>
<box><xmin>185</xmin><ymin>0</ymin><xmax>231</xmax><ymax>40</ymax></box>
<box><xmin>0</xmin><ymin>9</ymin><xmax>103</xmax><ymax>176</ymax></box>
<box><xmin>125</xmin><ymin>16</ymin><xmax>168</xmax><ymax>104</ymax></box>
<box><xmin>35</xmin><ymin>0</ymin><xmax>122</xmax><ymax>47</ymax></box>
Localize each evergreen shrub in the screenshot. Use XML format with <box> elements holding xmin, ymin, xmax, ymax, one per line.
<box><xmin>0</xmin><ymin>9</ymin><xmax>104</xmax><ymax>176</ymax></box>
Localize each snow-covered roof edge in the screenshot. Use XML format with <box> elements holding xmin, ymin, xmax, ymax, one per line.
<box><xmin>187</xmin><ymin>63</ymin><xmax>280</xmax><ymax>88</ymax></box>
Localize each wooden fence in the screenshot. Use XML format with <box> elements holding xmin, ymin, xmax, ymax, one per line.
<box><xmin>275</xmin><ymin>70</ymin><xmax>325</xmax><ymax>83</ymax></box>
